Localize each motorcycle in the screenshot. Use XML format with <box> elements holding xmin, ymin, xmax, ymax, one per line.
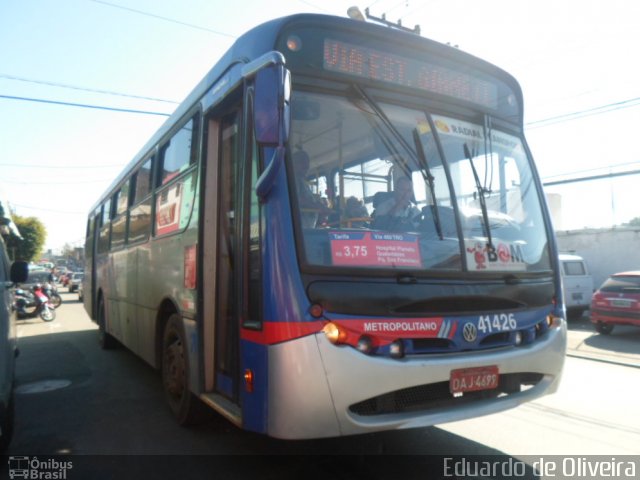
<box><xmin>15</xmin><ymin>284</ymin><xmax>56</xmax><ymax>322</ymax></box>
<box><xmin>42</xmin><ymin>282</ymin><xmax>62</xmax><ymax>309</ymax></box>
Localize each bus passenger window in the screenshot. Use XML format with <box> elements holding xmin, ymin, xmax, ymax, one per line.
<box><xmin>128</xmin><ymin>199</ymin><xmax>152</xmax><ymax>244</ymax></box>
<box><xmin>159</xmin><ymin>117</ymin><xmax>198</xmax><ymax>185</ymax></box>
<box><xmin>97</xmin><ymin>198</ymin><xmax>111</xmax><ymax>254</ymax></box>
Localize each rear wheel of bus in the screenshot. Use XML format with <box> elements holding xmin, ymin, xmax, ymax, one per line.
<box><xmin>161</xmin><ymin>314</ymin><xmax>203</xmax><ymax>425</ymax></box>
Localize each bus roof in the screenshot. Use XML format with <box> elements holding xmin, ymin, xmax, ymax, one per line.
<box><xmin>90</xmin><ymin>13</ymin><xmax>522</xmax><ymax>214</ymax></box>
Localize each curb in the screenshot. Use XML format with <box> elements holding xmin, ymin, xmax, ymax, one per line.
<box><xmin>566</xmin><ymin>350</ymin><xmax>640</xmax><ymax>369</ymax></box>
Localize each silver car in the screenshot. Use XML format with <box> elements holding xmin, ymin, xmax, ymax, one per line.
<box><xmin>69</xmin><ymin>272</ymin><xmax>84</xmax><ymax>293</ymax></box>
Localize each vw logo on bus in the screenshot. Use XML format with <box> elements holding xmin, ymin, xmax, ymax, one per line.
<box><xmin>462</xmin><ymin>322</ymin><xmax>478</xmax><ymax>343</ymax></box>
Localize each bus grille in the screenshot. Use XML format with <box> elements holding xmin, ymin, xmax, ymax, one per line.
<box><xmin>348</xmin><ymin>373</ymin><xmax>544</xmax><ymax>416</ymax></box>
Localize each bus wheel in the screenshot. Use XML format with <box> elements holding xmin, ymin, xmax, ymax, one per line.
<box><xmin>162</xmin><ymin>314</ymin><xmax>203</xmax><ymax>425</ymax></box>
<box><xmin>98</xmin><ymin>298</ymin><xmax>117</xmax><ymax>349</ymax></box>
<box><xmin>595</xmin><ymin>322</ymin><xmax>614</xmax><ymax>335</ymax></box>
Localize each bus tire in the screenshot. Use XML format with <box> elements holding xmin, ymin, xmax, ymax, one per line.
<box><xmin>98</xmin><ymin>298</ymin><xmax>118</xmax><ymax>349</ymax></box>
<box><xmin>162</xmin><ymin>314</ymin><xmax>203</xmax><ymax>425</ymax></box>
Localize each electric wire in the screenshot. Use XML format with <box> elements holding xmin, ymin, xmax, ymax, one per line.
<box><xmin>0</xmin><ymin>74</ymin><xmax>179</xmax><ymax>104</ymax></box>
<box><xmin>526</xmin><ymin>96</ymin><xmax>640</xmax><ymax>128</ymax></box>
<box><xmin>0</xmin><ymin>94</ymin><xmax>172</xmax><ymax>117</ymax></box>
<box><xmin>87</xmin><ymin>0</ymin><xmax>236</xmax><ymax>38</ymax></box>
<box><xmin>9</xmin><ymin>203</ymin><xmax>87</xmax><ymax>215</ymax></box>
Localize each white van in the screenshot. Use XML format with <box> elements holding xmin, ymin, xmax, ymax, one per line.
<box><xmin>559</xmin><ymin>253</ymin><xmax>594</xmax><ymax>319</ymax></box>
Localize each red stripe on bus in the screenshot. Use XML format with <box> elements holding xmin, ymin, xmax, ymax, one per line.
<box><xmin>240</xmin><ymin>317</ymin><xmax>447</xmax><ymax>345</ymax></box>
<box><xmin>241</xmin><ymin>321</ymin><xmax>325</xmax><ymax>345</ymax></box>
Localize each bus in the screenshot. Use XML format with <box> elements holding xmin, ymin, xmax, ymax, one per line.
<box><xmin>84</xmin><ymin>13</ymin><xmax>567</xmax><ymax>439</ymax></box>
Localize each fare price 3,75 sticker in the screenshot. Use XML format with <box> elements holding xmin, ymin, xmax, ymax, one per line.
<box><xmin>330</xmin><ymin>231</ymin><xmax>421</xmax><ymax>267</ymax></box>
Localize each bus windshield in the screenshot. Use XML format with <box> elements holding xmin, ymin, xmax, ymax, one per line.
<box><xmin>288</xmin><ymin>90</ymin><xmax>551</xmax><ymax>273</ymax></box>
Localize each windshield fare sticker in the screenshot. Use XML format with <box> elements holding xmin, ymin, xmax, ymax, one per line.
<box><xmin>466</xmin><ymin>240</ymin><xmax>527</xmax><ymax>271</ymax></box>
<box><xmin>330</xmin><ymin>232</ymin><xmax>422</xmax><ymax>267</ymax></box>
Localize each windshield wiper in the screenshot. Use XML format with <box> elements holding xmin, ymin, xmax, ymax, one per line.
<box><xmin>463</xmin><ymin>143</ymin><xmax>493</xmax><ymax>249</ymax></box>
<box><xmin>350</xmin><ymin>85</ymin><xmax>440</xmax><ymax>217</ymax></box>
<box><xmin>412</xmin><ymin>128</ymin><xmax>442</xmax><ymax>239</ymax></box>
<box><xmin>350</xmin><ymin>85</ymin><xmax>427</xmax><ymax>180</ymax></box>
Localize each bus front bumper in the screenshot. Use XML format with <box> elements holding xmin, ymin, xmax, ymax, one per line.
<box><xmin>266</xmin><ymin>320</ymin><xmax>566</xmax><ymax>439</ymax></box>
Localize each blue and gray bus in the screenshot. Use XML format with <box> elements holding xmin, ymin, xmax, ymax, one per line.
<box><xmin>84</xmin><ymin>13</ymin><xmax>566</xmax><ymax>439</ymax></box>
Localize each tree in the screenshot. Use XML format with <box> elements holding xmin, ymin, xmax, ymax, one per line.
<box><xmin>626</xmin><ymin>217</ymin><xmax>640</xmax><ymax>227</ymax></box>
<box><xmin>61</xmin><ymin>243</ymin><xmax>75</xmax><ymax>258</ymax></box>
<box><xmin>5</xmin><ymin>215</ymin><xmax>47</xmax><ymax>262</ymax></box>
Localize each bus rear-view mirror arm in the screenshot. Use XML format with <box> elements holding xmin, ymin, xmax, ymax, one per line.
<box><xmin>251</xmin><ymin>57</ymin><xmax>291</xmax><ymax>201</ymax></box>
<box><xmin>256</xmin><ymin>146</ymin><xmax>285</xmax><ymax>199</ymax></box>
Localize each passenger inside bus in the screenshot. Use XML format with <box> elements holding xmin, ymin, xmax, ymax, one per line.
<box><xmin>292</xmin><ymin>149</ymin><xmax>329</xmax><ymax>228</ymax></box>
<box><xmin>371</xmin><ymin>176</ymin><xmax>421</xmax><ymax>231</ymax></box>
<box><xmin>343</xmin><ymin>196</ymin><xmax>369</xmax><ymax>228</ymax></box>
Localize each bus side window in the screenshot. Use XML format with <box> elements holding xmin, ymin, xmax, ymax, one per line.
<box><xmin>110</xmin><ymin>180</ymin><xmax>130</xmax><ymax>250</ymax></box>
<box><xmin>97</xmin><ymin>198</ymin><xmax>111</xmax><ymax>254</ymax></box>
<box><xmin>128</xmin><ymin>157</ymin><xmax>154</xmax><ymax>244</ymax></box>
<box><xmin>158</xmin><ymin>116</ymin><xmax>199</xmax><ymax>186</ymax></box>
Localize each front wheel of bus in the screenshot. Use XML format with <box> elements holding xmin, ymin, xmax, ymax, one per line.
<box><xmin>162</xmin><ymin>314</ymin><xmax>203</xmax><ymax>425</ymax></box>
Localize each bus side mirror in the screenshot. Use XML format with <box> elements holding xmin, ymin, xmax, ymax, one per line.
<box><xmin>254</xmin><ymin>65</ymin><xmax>290</xmax><ymax>146</ymax></box>
<box><xmin>254</xmin><ymin>64</ymin><xmax>290</xmax><ymax>200</ymax></box>
<box><xmin>10</xmin><ymin>260</ymin><xmax>28</xmax><ymax>284</ymax></box>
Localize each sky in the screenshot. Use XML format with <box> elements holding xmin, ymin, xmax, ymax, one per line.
<box><xmin>1</xmin><ymin>0</ymin><xmax>640</xmax><ymax>254</ymax></box>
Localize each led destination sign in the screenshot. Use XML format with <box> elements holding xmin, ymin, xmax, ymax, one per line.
<box><xmin>323</xmin><ymin>38</ymin><xmax>500</xmax><ymax>109</ymax></box>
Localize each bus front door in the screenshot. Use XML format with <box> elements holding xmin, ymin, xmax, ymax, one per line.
<box><xmin>203</xmin><ymin>111</ymin><xmax>242</xmax><ymax>410</ymax></box>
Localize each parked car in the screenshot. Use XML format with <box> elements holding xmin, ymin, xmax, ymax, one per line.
<box><xmin>559</xmin><ymin>253</ymin><xmax>594</xmax><ymax>319</ymax></box>
<box><xmin>20</xmin><ymin>269</ymin><xmax>53</xmax><ymax>291</ymax></box>
<box><xmin>590</xmin><ymin>271</ymin><xmax>640</xmax><ymax>334</ymax></box>
<box><xmin>1</xmin><ymin>233</ymin><xmax>28</xmax><ymax>451</ymax></box>
<box><xmin>68</xmin><ymin>272</ymin><xmax>84</xmax><ymax>293</ymax></box>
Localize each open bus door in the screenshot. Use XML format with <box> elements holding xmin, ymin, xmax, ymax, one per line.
<box><xmin>200</xmin><ymin>59</ymin><xmax>289</xmax><ymax>429</ymax></box>
<box><xmin>201</xmin><ymin>108</ymin><xmax>243</xmax><ymax>422</ymax></box>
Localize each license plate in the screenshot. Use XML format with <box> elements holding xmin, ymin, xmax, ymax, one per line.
<box><xmin>611</xmin><ymin>299</ymin><xmax>632</xmax><ymax>308</ymax></box>
<box><xmin>572</xmin><ymin>293</ymin><xmax>583</xmax><ymax>300</ymax></box>
<box><xmin>450</xmin><ymin>366</ymin><xmax>499</xmax><ymax>394</ymax></box>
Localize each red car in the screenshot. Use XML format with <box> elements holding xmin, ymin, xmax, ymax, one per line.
<box><xmin>590</xmin><ymin>271</ymin><xmax>640</xmax><ymax>334</ymax></box>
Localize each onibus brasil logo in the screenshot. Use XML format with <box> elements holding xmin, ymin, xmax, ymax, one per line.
<box><xmin>8</xmin><ymin>456</ymin><xmax>72</xmax><ymax>479</ymax></box>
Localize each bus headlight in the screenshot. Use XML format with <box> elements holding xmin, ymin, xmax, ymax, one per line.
<box><xmin>514</xmin><ymin>331</ymin><xmax>523</xmax><ymax>346</ymax></box>
<box><xmin>323</xmin><ymin>322</ymin><xmax>347</xmax><ymax>344</ymax></box>
<box><xmin>389</xmin><ymin>340</ymin><xmax>405</xmax><ymax>358</ymax></box>
<box><xmin>356</xmin><ymin>335</ymin><xmax>373</xmax><ymax>354</ymax></box>
<box><xmin>546</xmin><ymin>314</ymin><xmax>562</xmax><ymax>328</ymax></box>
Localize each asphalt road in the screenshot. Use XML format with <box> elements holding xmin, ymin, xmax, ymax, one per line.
<box><xmin>3</xmin><ymin>293</ymin><xmax>639</xmax><ymax>479</ymax></box>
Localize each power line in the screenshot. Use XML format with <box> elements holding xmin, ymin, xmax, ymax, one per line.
<box><xmin>87</xmin><ymin>0</ymin><xmax>236</xmax><ymax>38</ymax></box>
<box><xmin>1</xmin><ymin>163</ymin><xmax>124</xmax><ymax>169</ymax></box>
<box><xmin>11</xmin><ymin>203</ymin><xmax>86</xmax><ymax>215</ymax></box>
<box><xmin>543</xmin><ymin>161</ymin><xmax>640</xmax><ymax>180</ymax></box>
<box><xmin>2</xmin><ymin>178</ymin><xmax>111</xmax><ymax>185</ymax></box>
<box><xmin>526</xmin><ymin>96</ymin><xmax>640</xmax><ymax>129</ymax></box>
<box><xmin>0</xmin><ymin>74</ymin><xmax>179</xmax><ymax>104</ymax></box>
<box><xmin>543</xmin><ymin>169</ymin><xmax>640</xmax><ymax>187</ymax></box>
<box><xmin>0</xmin><ymin>94</ymin><xmax>172</xmax><ymax>117</ymax></box>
